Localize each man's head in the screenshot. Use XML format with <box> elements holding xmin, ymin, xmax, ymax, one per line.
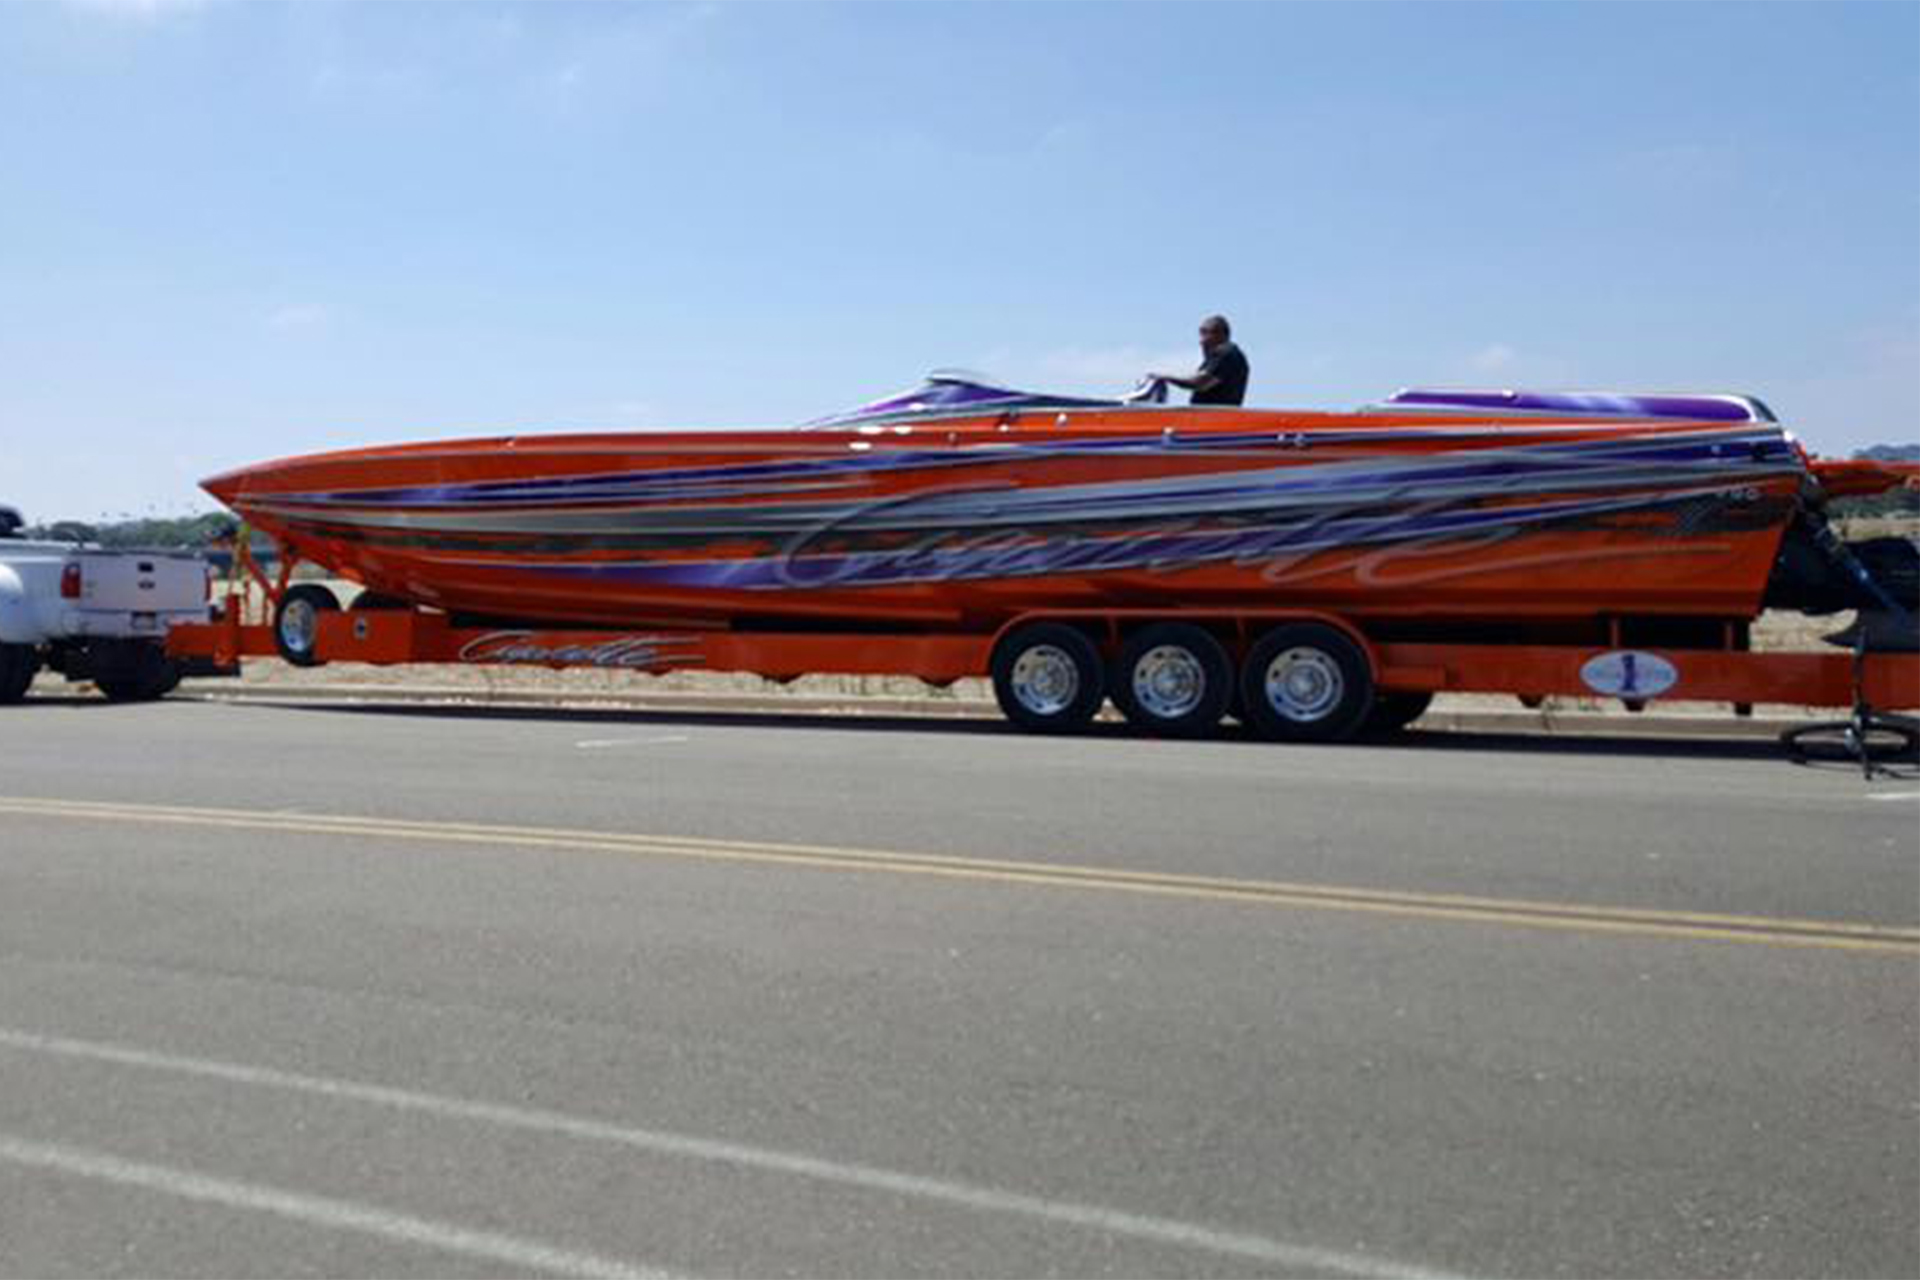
<box><xmin>1199</xmin><ymin>315</ymin><xmax>1231</xmax><ymax>352</ymax></box>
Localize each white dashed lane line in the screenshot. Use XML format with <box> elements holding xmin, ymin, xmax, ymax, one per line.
<box><xmin>0</xmin><ymin>1024</ymin><xmax>1458</xmax><ymax>1280</ymax></box>
<box><xmin>0</xmin><ymin>1133</ymin><xmax>678</xmax><ymax>1280</ymax></box>
<box><xmin>574</xmin><ymin>735</ymin><xmax>692</xmax><ymax>750</ymax></box>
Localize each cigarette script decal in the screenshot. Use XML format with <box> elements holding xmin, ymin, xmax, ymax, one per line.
<box><xmin>457</xmin><ymin>631</ymin><xmax>702</xmax><ymax>669</ymax></box>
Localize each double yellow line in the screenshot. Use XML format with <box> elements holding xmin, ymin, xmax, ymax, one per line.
<box><xmin>2</xmin><ymin>795</ymin><xmax>1915</xmax><ymax>956</ymax></box>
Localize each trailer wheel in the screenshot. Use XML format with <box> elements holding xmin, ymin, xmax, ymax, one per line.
<box><xmin>0</xmin><ymin>643</ymin><xmax>38</xmax><ymax>704</ymax></box>
<box><xmin>991</xmin><ymin>622</ymin><xmax>1105</xmax><ymax>733</ymax></box>
<box><xmin>274</xmin><ymin>584</ymin><xmax>340</xmax><ymax>667</ymax></box>
<box><xmin>1363</xmin><ymin>691</ymin><xmax>1434</xmax><ymax>736</ymax></box>
<box><xmin>1240</xmin><ymin>623</ymin><xmax>1375</xmax><ymax>742</ymax></box>
<box><xmin>1110</xmin><ymin>623</ymin><xmax>1232</xmax><ymax>737</ymax></box>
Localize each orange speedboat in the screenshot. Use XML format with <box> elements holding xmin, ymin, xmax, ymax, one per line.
<box><xmin>203</xmin><ymin>375</ymin><xmax>1915</xmax><ymax>638</ymax></box>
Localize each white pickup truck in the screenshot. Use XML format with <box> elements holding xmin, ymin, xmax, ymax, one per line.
<box><xmin>0</xmin><ymin>504</ymin><xmax>225</xmax><ymax>703</ymax></box>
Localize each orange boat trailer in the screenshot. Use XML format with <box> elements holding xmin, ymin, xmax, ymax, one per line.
<box><xmin>168</xmin><ymin>534</ymin><xmax>1919</xmax><ymax>746</ymax></box>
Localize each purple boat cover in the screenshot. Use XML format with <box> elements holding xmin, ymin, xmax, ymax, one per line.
<box><xmin>1386</xmin><ymin>388</ymin><xmax>1774</xmax><ymax>423</ymax></box>
<box><xmin>810</xmin><ymin>376</ymin><xmax>1777</xmax><ymax>429</ymax></box>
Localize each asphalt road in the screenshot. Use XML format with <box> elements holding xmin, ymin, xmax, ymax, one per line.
<box><xmin>0</xmin><ymin>696</ymin><xmax>1915</xmax><ymax>1279</ymax></box>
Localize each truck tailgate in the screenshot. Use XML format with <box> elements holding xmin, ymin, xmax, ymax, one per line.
<box><xmin>75</xmin><ymin>552</ymin><xmax>209</xmax><ymax>614</ymax></box>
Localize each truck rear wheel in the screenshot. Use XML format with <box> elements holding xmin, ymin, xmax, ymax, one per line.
<box><xmin>991</xmin><ymin>622</ymin><xmax>1105</xmax><ymax>733</ymax></box>
<box><xmin>0</xmin><ymin>643</ymin><xmax>38</xmax><ymax>704</ymax></box>
<box><xmin>1110</xmin><ymin>623</ymin><xmax>1232</xmax><ymax>738</ymax></box>
<box><xmin>96</xmin><ymin>662</ymin><xmax>181</xmax><ymax>703</ymax></box>
<box><xmin>1239</xmin><ymin>623</ymin><xmax>1375</xmax><ymax>743</ymax></box>
<box><xmin>274</xmin><ymin>584</ymin><xmax>340</xmax><ymax>667</ymax></box>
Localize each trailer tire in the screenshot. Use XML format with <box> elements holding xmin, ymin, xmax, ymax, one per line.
<box><xmin>0</xmin><ymin>643</ymin><xmax>38</xmax><ymax>704</ymax></box>
<box><xmin>274</xmin><ymin>584</ymin><xmax>340</xmax><ymax>667</ymax></box>
<box><xmin>1240</xmin><ymin>623</ymin><xmax>1375</xmax><ymax>743</ymax></box>
<box><xmin>991</xmin><ymin>622</ymin><xmax>1105</xmax><ymax>734</ymax></box>
<box><xmin>1110</xmin><ymin>623</ymin><xmax>1232</xmax><ymax>738</ymax></box>
<box><xmin>1363</xmin><ymin>691</ymin><xmax>1434</xmax><ymax>736</ymax></box>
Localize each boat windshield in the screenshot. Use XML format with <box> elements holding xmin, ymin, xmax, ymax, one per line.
<box><xmin>803</xmin><ymin>371</ymin><xmax>1119</xmax><ymax>429</ymax></box>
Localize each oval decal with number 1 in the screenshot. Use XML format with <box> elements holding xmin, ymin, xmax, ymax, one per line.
<box><xmin>1580</xmin><ymin>650</ymin><xmax>1678</xmax><ymax>698</ymax></box>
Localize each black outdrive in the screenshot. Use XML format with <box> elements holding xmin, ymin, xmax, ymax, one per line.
<box><xmin>1766</xmin><ymin>516</ymin><xmax>1919</xmax><ymax>652</ymax></box>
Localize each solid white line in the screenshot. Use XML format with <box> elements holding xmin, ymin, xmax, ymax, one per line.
<box><xmin>0</xmin><ymin>1133</ymin><xmax>674</xmax><ymax>1280</ymax></box>
<box><xmin>0</xmin><ymin>1025</ymin><xmax>1454</xmax><ymax>1280</ymax></box>
<box><xmin>1863</xmin><ymin>791</ymin><xmax>1920</xmax><ymax>802</ymax></box>
<box><xmin>574</xmin><ymin>735</ymin><xmax>691</xmax><ymax>749</ymax></box>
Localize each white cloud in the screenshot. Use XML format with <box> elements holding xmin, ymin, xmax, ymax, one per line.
<box><xmin>958</xmin><ymin>345</ymin><xmax>1204</xmax><ymax>397</ymax></box>
<box><xmin>61</xmin><ymin>0</ymin><xmax>211</xmax><ymax>16</ymax></box>
<box><xmin>989</xmin><ymin>345</ymin><xmax>1198</xmax><ymax>395</ymax></box>
<box><xmin>288</xmin><ymin>3</ymin><xmax>725</xmax><ymax>121</ymax></box>
<box><xmin>1034</xmin><ymin>120</ymin><xmax>1094</xmax><ymax>155</ymax></box>
<box><xmin>267</xmin><ymin>304</ymin><xmax>331</xmax><ymax>332</ymax></box>
<box><xmin>1470</xmin><ymin>343</ymin><xmax>1516</xmax><ymax>373</ymax></box>
<box><xmin>1612</xmin><ymin>142</ymin><xmax>1739</xmax><ymax>192</ymax></box>
<box><xmin>521</xmin><ymin>2</ymin><xmax>727</xmax><ymax>117</ymax></box>
<box><xmin>308</xmin><ymin>56</ymin><xmax>429</xmax><ymax>105</ymax></box>
<box><xmin>1763</xmin><ymin>319</ymin><xmax>1920</xmax><ymax>455</ymax></box>
<box><xmin>474</xmin><ymin>11</ymin><xmax>525</xmax><ymax>50</ymax></box>
<box><xmin>1450</xmin><ymin>342</ymin><xmax>1579</xmax><ymax>388</ymax></box>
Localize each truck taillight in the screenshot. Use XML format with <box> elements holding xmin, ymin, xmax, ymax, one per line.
<box><xmin>60</xmin><ymin>562</ymin><xmax>82</xmax><ymax>599</ymax></box>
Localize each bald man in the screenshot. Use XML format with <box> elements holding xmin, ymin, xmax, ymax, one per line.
<box><xmin>1152</xmin><ymin>315</ymin><xmax>1249</xmax><ymax>406</ymax></box>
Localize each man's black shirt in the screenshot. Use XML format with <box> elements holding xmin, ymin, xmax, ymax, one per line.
<box><xmin>1192</xmin><ymin>341</ymin><xmax>1249</xmax><ymax>406</ymax></box>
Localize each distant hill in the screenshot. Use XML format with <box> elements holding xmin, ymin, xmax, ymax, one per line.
<box><xmin>1854</xmin><ymin>442</ymin><xmax>1920</xmax><ymax>464</ymax></box>
<box><xmin>21</xmin><ymin>512</ymin><xmax>238</xmax><ymax>549</ymax></box>
<box><xmin>17</xmin><ymin>514</ymin><xmax>300</xmax><ymax>562</ymax></box>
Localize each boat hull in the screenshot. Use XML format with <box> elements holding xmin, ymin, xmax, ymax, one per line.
<box><xmin>203</xmin><ymin>407</ymin><xmax>1805</xmax><ymax>631</ymax></box>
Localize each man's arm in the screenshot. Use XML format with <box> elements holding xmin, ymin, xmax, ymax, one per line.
<box><xmin>1148</xmin><ymin>364</ymin><xmax>1223</xmax><ymax>394</ymax></box>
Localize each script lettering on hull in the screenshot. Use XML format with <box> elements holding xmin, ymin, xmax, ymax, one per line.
<box><xmin>457</xmin><ymin>630</ymin><xmax>703</xmax><ymax>670</ymax></box>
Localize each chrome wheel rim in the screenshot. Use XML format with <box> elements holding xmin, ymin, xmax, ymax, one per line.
<box><xmin>1010</xmin><ymin>645</ymin><xmax>1080</xmax><ymax>717</ymax></box>
<box><xmin>1132</xmin><ymin>644</ymin><xmax>1207</xmax><ymax>721</ymax></box>
<box><xmin>279</xmin><ymin>599</ymin><xmax>318</xmax><ymax>655</ymax></box>
<box><xmin>1264</xmin><ymin>647</ymin><xmax>1344</xmax><ymax>722</ymax></box>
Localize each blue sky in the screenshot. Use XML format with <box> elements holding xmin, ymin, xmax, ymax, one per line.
<box><xmin>2</xmin><ymin>0</ymin><xmax>1915</xmax><ymax>521</ymax></box>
